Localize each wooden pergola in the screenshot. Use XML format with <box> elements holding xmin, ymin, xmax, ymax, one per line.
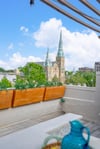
<box><xmin>30</xmin><ymin>0</ymin><xmax>100</xmax><ymax>36</ymax></box>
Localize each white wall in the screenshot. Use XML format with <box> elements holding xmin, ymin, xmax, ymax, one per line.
<box><xmin>0</xmin><ymin>99</ymin><xmax>62</xmax><ymax>127</ymax></box>
<box><xmin>62</xmin><ymin>82</ymin><xmax>100</xmax><ymax>122</ymax></box>
<box><xmin>95</xmin><ymin>72</ymin><xmax>100</xmax><ymax>120</ymax></box>
<box><xmin>96</xmin><ymin>72</ymin><xmax>100</xmax><ymax>102</ymax></box>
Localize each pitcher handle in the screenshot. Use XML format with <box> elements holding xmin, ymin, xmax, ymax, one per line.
<box><xmin>83</xmin><ymin>127</ymin><xmax>90</xmax><ymax>144</ymax></box>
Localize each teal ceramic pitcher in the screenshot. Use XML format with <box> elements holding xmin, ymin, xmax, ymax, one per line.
<box><xmin>61</xmin><ymin>120</ymin><xmax>90</xmax><ymax>149</ymax></box>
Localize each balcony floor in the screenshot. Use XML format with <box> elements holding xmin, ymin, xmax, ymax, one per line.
<box><xmin>80</xmin><ymin>119</ymin><xmax>100</xmax><ymax>138</ymax></box>
<box><xmin>0</xmin><ymin>100</ymin><xmax>100</xmax><ymax>138</ymax></box>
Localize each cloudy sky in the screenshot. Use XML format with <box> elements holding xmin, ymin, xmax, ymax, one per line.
<box><xmin>0</xmin><ymin>0</ymin><xmax>100</xmax><ymax>71</ymax></box>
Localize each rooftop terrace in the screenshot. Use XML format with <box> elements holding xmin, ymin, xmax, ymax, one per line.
<box><xmin>0</xmin><ymin>100</ymin><xmax>100</xmax><ymax>138</ymax></box>
<box><xmin>0</xmin><ymin>72</ymin><xmax>100</xmax><ymax>148</ymax></box>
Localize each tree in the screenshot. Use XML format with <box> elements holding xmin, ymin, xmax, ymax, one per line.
<box><xmin>19</xmin><ymin>62</ymin><xmax>46</xmax><ymax>84</ymax></box>
<box><xmin>83</xmin><ymin>71</ymin><xmax>96</xmax><ymax>87</ymax></box>
<box><xmin>0</xmin><ymin>76</ymin><xmax>12</xmax><ymax>90</ymax></box>
<box><xmin>65</xmin><ymin>71</ymin><xmax>96</xmax><ymax>87</ymax></box>
<box><xmin>0</xmin><ymin>67</ymin><xmax>5</xmax><ymax>72</ymax></box>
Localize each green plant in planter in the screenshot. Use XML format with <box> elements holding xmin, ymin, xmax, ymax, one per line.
<box><xmin>14</xmin><ymin>76</ymin><xmax>28</xmax><ymax>89</ymax></box>
<box><xmin>54</xmin><ymin>81</ymin><xmax>63</xmax><ymax>86</ymax></box>
<box><xmin>44</xmin><ymin>81</ymin><xmax>54</xmax><ymax>87</ymax></box>
<box><xmin>27</xmin><ymin>80</ymin><xmax>42</xmax><ymax>88</ymax></box>
<box><xmin>0</xmin><ymin>76</ymin><xmax>12</xmax><ymax>90</ymax></box>
<box><xmin>14</xmin><ymin>76</ymin><xmax>43</xmax><ymax>89</ymax></box>
<box><xmin>44</xmin><ymin>81</ymin><xmax>63</xmax><ymax>87</ymax></box>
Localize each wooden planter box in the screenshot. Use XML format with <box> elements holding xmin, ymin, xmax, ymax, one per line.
<box><xmin>43</xmin><ymin>86</ymin><xmax>66</xmax><ymax>101</ymax></box>
<box><xmin>12</xmin><ymin>87</ymin><xmax>45</xmax><ymax>107</ymax></box>
<box><xmin>0</xmin><ymin>90</ymin><xmax>14</xmax><ymax>110</ymax></box>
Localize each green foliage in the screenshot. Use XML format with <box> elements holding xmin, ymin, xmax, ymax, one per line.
<box><xmin>83</xmin><ymin>71</ymin><xmax>96</xmax><ymax>87</ymax></box>
<box><xmin>6</xmin><ymin>69</ymin><xmax>14</xmax><ymax>73</ymax></box>
<box><xmin>0</xmin><ymin>67</ymin><xmax>14</xmax><ymax>73</ymax></box>
<box><xmin>52</xmin><ymin>75</ymin><xmax>59</xmax><ymax>82</ymax></box>
<box><xmin>14</xmin><ymin>76</ymin><xmax>28</xmax><ymax>89</ymax></box>
<box><xmin>0</xmin><ymin>77</ymin><xmax>12</xmax><ymax>90</ymax></box>
<box><xmin>14</xmin><ymin>62</ymin><xmax>47</xmax><ymax>89</ymax></box>
<box><xmin>66</xmin><ymin>71</ymin><xmax>96</xmax><ymax>87</ymax></box>
<box><xmin>0</xmin><ymin>67</ymin><xmax>5</xmax><ymax>72</ymax></box>
<box><xmin>14</xmin><ymin>76</ymin><xmax>41</xmax><ymax>89</ymax></box>
<box><xmin>44</xmin><ymin>81</ymin><xmax>63</xmax><ymax>87</ymax></box>
<box><xmin>20</xmin><ymin>62</ymin><xmax>46</xmax><ymax>84</ymax></box>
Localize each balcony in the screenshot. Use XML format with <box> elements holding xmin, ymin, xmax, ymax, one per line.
<box><xmin>0</xmin><ymin>72</ymin><xmax>100</xmax><ymax>148</ymax></box>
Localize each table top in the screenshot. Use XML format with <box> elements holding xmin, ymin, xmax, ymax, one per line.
<box><xmin>0</xmin><ymin>113</ymin><xmax>99</xmax><ymax>149</ymax></box>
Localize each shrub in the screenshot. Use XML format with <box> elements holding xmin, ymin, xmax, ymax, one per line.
<box><xmin>0</xmin><ymin>77</ymin><xmax>12</xmax><ymax>90</ymax></box>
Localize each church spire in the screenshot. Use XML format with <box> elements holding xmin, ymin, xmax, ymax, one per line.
<box><xmin>56</xmin><ymin>30</ymin><xmax>65</xmax><ymax>83</ymax></box>
<box><xmin>46</xmin><ymin>48</ymin><xmax>49</xmax><ymax>60</ymax></box>
<box><xmin>45</xmin><ymin>48</ymin><xmax>51</xmax><ymax>66</ymax></box>
<box><xmin>57</xmin><ymin>30</ymin><xmax>64</xmax><ymax>57</ymax></box>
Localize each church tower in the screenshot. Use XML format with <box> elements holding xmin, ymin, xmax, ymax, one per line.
<box><xmin>56</xmin><ymin>30</ymin><xmax>65</xmax><ymax>83</ymax></box>
<box><xmin>44</xmin><ymin>31</ymin><xmax>65</xmax><ymax>83</ymax></box>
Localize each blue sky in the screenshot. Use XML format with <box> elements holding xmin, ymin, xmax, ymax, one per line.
<box><xmin>0</xmin><ymin>0</ymin><xmax>100</xmax><ymax>71</ymax></box>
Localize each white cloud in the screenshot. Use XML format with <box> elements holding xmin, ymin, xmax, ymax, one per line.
<box><xmin>62</xmin><ymin>29</ymin><xmax>100</xmax><ymax>70</ymax></box>
<box><xmin>0</xmin><ymin>52</ymin><xmax>43</xmax><ymax>70</ymax></box>
<box><xmin>33</xmin><ymin>18</ymin><xmax>62</xmax><ymax>48</ymax></box>
<box><xmin>8</xmin><ymin>43</ymin><xmax>14</xmax><ymax>50</ymax></box>
<box><xmin>0</xmin><ymin>60</ymin><xmax>7</xmax><ymax>67</ymax></box>
<box><xmin>20</xmin><ymin>26</ymin><xmax>29</xmax><ymax>33</ymax></box>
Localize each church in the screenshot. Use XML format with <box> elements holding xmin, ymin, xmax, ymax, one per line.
<box><xmin>44</xmin><ymin>31</ymin><xmax>65</xmax><ymax>83</ymax></box>
<box><xmin>16</xmin><ymin>31</ymin><xmax>65</xmax><ymax>84</ymax></box>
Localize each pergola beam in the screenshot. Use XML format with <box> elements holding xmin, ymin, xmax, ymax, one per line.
<box><xmin>57</xmin><ymin>0</ymin><xmax>100</xmax><ymax>26</ymax></box>
<box><xmin>41</xmin><ymin>0</ymin><xmax>100</xmax><ymax>33</ymax></box>
<box><xmin>80</xmin><ymin>0</ymin><xmax>100</xmax><ymax>16</ymax></box>
<box><xmin>96</xmin><ymin>0</ymin><xmax>100</xmax><ymax>3</ymax></box>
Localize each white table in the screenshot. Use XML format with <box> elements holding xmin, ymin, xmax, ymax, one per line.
<box><xmin>0</xmin><ymin>113</ymin><xmax>99</xmax><ymax>149</ymax></box>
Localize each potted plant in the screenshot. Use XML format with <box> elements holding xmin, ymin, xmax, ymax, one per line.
<box><xmin>12</xmin><ymin>62</ymin><xmax>46</xmax><ymax>107</ymax></box>
<box><xmin>43</xmin><ymin>81</ymin><xmax>66</xmax><ymax>101</ymax></box>
<box><xmin>0</xmin><ymin>77</ymin><xmax>13</xmax><ymax>110</ymax></box>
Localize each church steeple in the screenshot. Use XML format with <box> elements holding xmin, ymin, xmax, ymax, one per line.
<box><xmin>57</xmin><ymin>30</ymin><xmax>64</xmax><ymax>57</ymax></box>
<box><xmin>45</xmin><ymin>48</ymin><xmax>51</xmax><ymax>66</ymax></box>
<box><xmin>56</xmin><ymin>30</ymin><xmax>65</xmax><ymax>83</ymax></box>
